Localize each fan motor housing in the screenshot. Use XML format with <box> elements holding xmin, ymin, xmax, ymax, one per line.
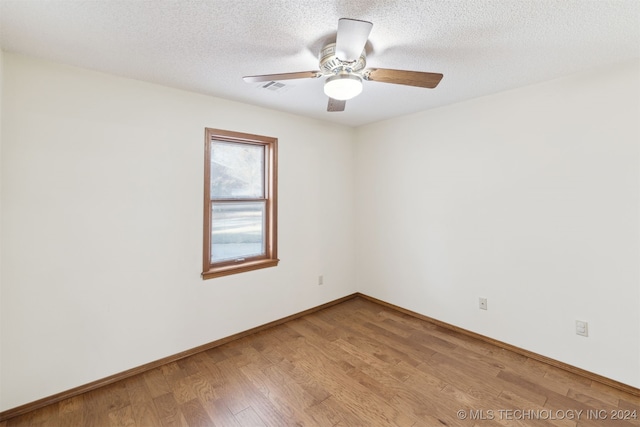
<box><xmin>320</xmin><ymin>43</ymin><xmax>366</xmax><ymax>74</ymax></box>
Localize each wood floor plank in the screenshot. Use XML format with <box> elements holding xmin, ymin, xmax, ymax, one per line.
<box><xmin>143</xmin><ymin>368</ymin><xmax>172</xmax><ymax>399</ymax></box>
<box><xmin>304</xmin><ymin>396</ymin><xmax>357</xmax><ymax>427</ymax></box>
<box><xmin>497</xmin><ymin>390</ymin><xmax>573</xmax><ymax>427</ymax></box>
<box><xmin>239</xmin><ymin>362</ymin><xmax>318</xmax><ymax>425</ymax></box>
<box><xmin>494</xmin><ymin>369</ymin><xmax>640</xmax><ymax>427</ymax></box>
<box><xmin>590</xmin><ymin>380</ymin><xmax>640</xmax><ymax>403</ymax></box>
<box><xmin>200</xmin><ymin>398</ymin><xmax>240</xmax><ymax>427</ymax></box>
<box><xmin>3</xmin><ymin>296</ymin><xmax>638</xmax><ymax>426</ymax></box>
<box><xmin>186</xmin><ymin>372</ymin><xmax>217</xmax><ymax>405</ymax></box>
<box><xmin>285</xmin><ymin>336</ymin><xmax>418</xmax><ymax>426</ymax></box>
<box><xmin>57</xmin><ymin>395</ymin><xmax>82</xmax><ymax>416</ymax></box>
<box><xmin>192</xmin><ymin>353</ymin><xmax>226</xmax><ymax>397</ymax></box>
<box><xmin>212</xmin><ymin>358</ymin><xmax>255</xmax><ymax>415</ymax></box>
<box><xmin>425</xmin><ymin>352</ymin><xmax>504</xmax><ymax>398</ymax></box>
<box><xmin>107</xmin><ymin>405</ymin><xmax>136</xmax><ymax>427</ymax></box>
<box><xmin>160</xmin><ymin>362</ymin><xmax>187</xmax><ymax>386</ymax></box>
<box><xmin>58</xmin><ymin>404</ymin><xmax>84</xmax><ymax>427</ymax></box>
<box><xmin>232</xmin><ymin>406</ymin><xmax>265</xmax><ymax>427</ymax></box>
<box><xmin>129</xmin><ymin>401</ymin><xmax>162</xmax><ymax>427</ymax></box>
<box><xmin>124</xmin><ymin>376</ymin><xmax>154</xmax><ymax>406</ymax></box>
<box><xmin>390</xmin><ymin>383</ymin><xmax>478</xmax><ymax>426</ymax></box>
<box><xmin>180</xmin><ymin>399</ymin><xmax>213</xmax><ymax>427</ymax></box>
<box><xmin>618</xmin><ymin>397</ymin><xmax>640</xmax><ymax>411</ymax></box>
<box><xmin>336</xmin><ymin>336</ymin><xmax>419</xmax><ymax>386</ymax></box>
<box><xmin>6</xmin><ymin>404</ymin><xmax>58</xmax><ymax>427</ymax></box>
<box><xmin>270</xmin><ymin>352</ymin><xmax>332</xmax><ymax>404</ymax></box>
<box><xmin>566</xmin><ymin>387</ymin><xmax>620</xmax><ymax>411</ymax></box>
<box><xmin>442</xmin><ymin>384</ymin><xmax>552</xmax><ymax>427</ymax></box>
<box><xmin>343</xmin><ymin>305</ymin><xmax>445</xmax><ymax>363</ymax></box>
<box><xmin>152</xmin><ymin>393</ymin><xmax>188</xmax><ymax>427</ymax></box>
<box><xmin>215</xmin><ymin>358</ymin><xmax>291</xmax><ymax>427</ymax></box>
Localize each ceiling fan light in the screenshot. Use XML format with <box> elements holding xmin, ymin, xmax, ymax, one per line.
<box><xmin>324</xmin><ymin>73</ymin><xmax>363</xmax><ymax>100</ymax></box>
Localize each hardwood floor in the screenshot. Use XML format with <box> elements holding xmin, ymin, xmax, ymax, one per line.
<box><xmin>2</xmin><ymin>296</ymin><xmax>639</xmax><ymax>426</ymax></box>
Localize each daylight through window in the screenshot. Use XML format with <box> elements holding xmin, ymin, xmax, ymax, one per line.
<box><xmin>202</xmin><ymin>128</ymin><xmax>278</xmax><ymax>279</ymax></box>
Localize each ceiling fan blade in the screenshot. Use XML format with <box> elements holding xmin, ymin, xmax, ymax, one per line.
<box><xmin>243</xmin><ymin>71</ymin><xmax>321</xmax><ymax>83</ymax></box>
<box><xmin>335</xmin><ymin>18</ymin><xmax>373</xmax><ymax>62</ymax></box>
<box><xmin>365</xmin><ymin>68</ymin><xmax>443</xmax><ymax>89</ymax></box>
<box><xmin>327</xmin><ymin>98</ymin><xmax>346</xmax><ymax>112</ymax></box>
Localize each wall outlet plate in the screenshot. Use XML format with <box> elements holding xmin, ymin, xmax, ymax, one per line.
<box><xmin>576</xmin><ymin>320</ymin><xmax>588</xmax><ymax>337</ymax></box>
<box><xmin>479</xmin><ymin>297</ymin><xmax>488</xmax><ymax>310</ymax></box>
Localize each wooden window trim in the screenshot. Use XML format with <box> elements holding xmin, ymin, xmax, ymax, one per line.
<box><xmin>202</xmin><ymin>128</ymin><xmax>278</xmax><ymax>279</ymax></box>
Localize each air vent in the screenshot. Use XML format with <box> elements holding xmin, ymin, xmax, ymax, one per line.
<box><xmin>262</xmin><ymin>81</ymin><xmax>286</xmax><ymax>91</ymax></box>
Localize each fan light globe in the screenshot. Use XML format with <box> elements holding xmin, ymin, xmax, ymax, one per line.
<box><xmin>324</xmin><ymin>73</ymin><xmax>363</xmax><ymax>100</ymax></box>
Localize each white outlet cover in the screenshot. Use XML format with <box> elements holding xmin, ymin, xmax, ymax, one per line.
<box><xmin>576</xmin><ymin>320</ymin><xmax>588</xmax><ymax>337</ymax></box>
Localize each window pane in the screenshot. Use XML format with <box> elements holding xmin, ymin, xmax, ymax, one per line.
<box><xmin>211</xmin><ymin>201</ymin><xmax>265</xmax><ymax>263</ymax></box>
<box><xmin>210</xmin><ymin>141</ymin><xmax>264</xmax><ymax>199</ymax></box>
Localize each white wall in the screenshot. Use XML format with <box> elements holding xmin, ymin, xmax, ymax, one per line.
<box><xmin>0</xmin><ymin>53</ymin><xmax>356</xmax><ymax>411</ymax></box>
<box><xmin>355</xmin><ymin>60</ymin><xmax>640</xmax><ymax>388</ymax></box>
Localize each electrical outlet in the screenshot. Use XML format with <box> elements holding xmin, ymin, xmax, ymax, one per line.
<box><xmin>318</xmin><ymin>275</ymin><xmax>324</xmax><ymax>286</ymax></box>
<box><xmin>479</xmin><ymin>297</ymin><xmax>488</xmax><ymax>310</ymax></box>
<box><xmin>576</xmin><ymin>320</ymin><xmax>588</xmax><ymax>337</ymax></box>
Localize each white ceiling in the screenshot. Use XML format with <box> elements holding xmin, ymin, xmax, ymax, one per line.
<box><xmin>0</xmin><ymin>0</ymin><xmax>638</xmax><ymax>127</ymax></box>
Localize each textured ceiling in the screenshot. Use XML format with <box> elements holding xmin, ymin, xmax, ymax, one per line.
<box><xmin>0</xmin><ymin>0</ymin><xmax>638</xmax><ymax>127</ymax></box>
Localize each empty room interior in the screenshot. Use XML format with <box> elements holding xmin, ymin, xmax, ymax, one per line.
<box><xmin>1</xmin><ymin>1</ymin><xmax>639</xmax><ymax>426</ymax></box>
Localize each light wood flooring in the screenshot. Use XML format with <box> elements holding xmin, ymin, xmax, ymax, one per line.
<box><xmin>2</xmin><ymin>297</ymin><xmax>639</xmax><ymax>426</ymax></box>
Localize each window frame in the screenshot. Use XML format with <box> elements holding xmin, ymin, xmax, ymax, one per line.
<box><xmin>202</xmin><ymin>128</ymin><xmax>278</xmax><ymax>279</ymax></box>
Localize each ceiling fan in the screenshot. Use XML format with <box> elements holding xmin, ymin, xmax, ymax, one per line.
<box><xmin>243</xmin><ymin>18</ymin><xmax>444</xmax><ymax>112</ymax></box>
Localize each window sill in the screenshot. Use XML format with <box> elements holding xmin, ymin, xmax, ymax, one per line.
<box><xmin>202</xmin><ymin>258</ymin><xmax>279</xmax><ymax>280</ymax></box>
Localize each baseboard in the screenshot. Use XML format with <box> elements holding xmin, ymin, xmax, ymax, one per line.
<box><xmin>0</xmin><ymin>293</ymin><xmax>358</xmax><ymax>422</ymax></box>
<box><xmin>2</xmin><ymin>291</ymin><xmax>638</xmax><ymax>422</ymax></box>
<box><xmin>355</xmin><ymin>292</ymin><xmax>640</xmax><ymax>397</ymax></box>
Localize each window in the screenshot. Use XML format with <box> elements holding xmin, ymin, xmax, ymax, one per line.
<box><xmin>202</xmin><ymin>128</ymin><xmax>278</xmax><ymax>279</ymax></box>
